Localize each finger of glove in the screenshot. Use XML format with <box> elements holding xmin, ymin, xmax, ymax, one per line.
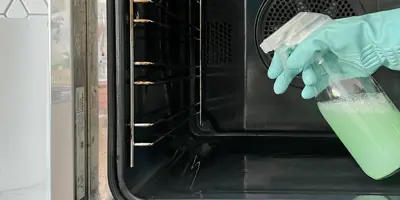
<box><xmin>301</xmin><ymin>85</ymin><xmax>319</xmax><ymax>99</ymax></box>
<box><xmin>268</xmin><ymin>52</ymin><xmax>283</xmax><ymax>79</ymax></box>
<box><xmin>273</xmin><ymin>70</ymin><xmax>297</xmax><ymax>94</ymax></box>
<box><xmin>301</xmin><ymin>77</ymin><xmax>329</xmax><ymax>99</ymax></box>
<box><xmin>287</xmin><ymin>37</ymin><xmax>328</xmax><ymax>71</ymax></box>
<box><xmin>302</xmin><ymin>66</ymin><xmax>317</xmax><ymax>85</ymax></box>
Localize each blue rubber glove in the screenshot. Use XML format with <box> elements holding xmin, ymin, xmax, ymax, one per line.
<box><xmin>268</xmin><ymin>8</ymin><xmax>400</xmax><ymax>99</ymax></box>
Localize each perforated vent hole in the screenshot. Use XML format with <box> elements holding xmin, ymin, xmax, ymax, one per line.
<box><xmin>204</xmin><ymin>22</ymin><xmax>232</xmax><ymax>65</ymax></box>
<box><xmin>263</xmin><ymin>0</ymin><xmax>298</xmax><ymax>38</ymax></box>
<box><xmin>335</xmin><ymin>0</ymin><xmax>357</xmax><ymax>17</ymax></box>
<box><xmin>308</xmin><ymin>0</ymin><xmax>330</xmax><ymax>13</ymax></box>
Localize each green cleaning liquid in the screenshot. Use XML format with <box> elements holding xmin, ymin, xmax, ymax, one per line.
<box><xmin>317</xmin><ymin>93</ymin><xmax>400</xmax><ymax>180</ymax></box>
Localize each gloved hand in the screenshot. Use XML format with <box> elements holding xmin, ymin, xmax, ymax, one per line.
<box><xmin>268</xmin><ymin>8</ymin><xmax>400</xmax><ymax>99</ymax></box>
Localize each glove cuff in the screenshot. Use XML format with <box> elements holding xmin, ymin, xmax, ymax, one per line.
<box><xmin>360</xmin><ymin>44</ymin><xmax>400</xmax><ymax>72</ymax></box>
<box><xmin>359</xmin><ymin>44</ymin><xmax>387</xmax><ymax>73</ymax></box>
<box><xmin>382</xmin><ymin>46</ymin><xmax>400</xmax><ymax>70</ymax></box>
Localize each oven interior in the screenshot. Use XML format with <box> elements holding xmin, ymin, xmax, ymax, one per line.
<box><xmin>107</xmin><ymin>0</ymin><xmax>400</xmax><ymax>199</ymax></box>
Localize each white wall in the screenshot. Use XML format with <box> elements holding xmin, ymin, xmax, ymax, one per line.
<box><xmin>0</xmin><ymin>0</ymin><xmax>50</xmax><ymax>199</ymax></box>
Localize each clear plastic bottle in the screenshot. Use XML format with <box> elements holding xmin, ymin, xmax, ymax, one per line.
<box><xmin>316</xmin><ymin>63</ymin><xmax>400</xmax><ymax>180</ymax></box>
<box><xmin>260</xmin><ymin>12</ymin><xmax>400</xmax><ymax>180</ymax></box>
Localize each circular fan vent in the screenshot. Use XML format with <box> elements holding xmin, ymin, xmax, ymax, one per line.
<box><xmin>255</xmin><ymin>0</ymin><xmax>364</xmax><ymax>88</ymax></box>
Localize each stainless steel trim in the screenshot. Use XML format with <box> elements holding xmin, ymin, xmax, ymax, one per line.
<box><xmin>86</xmin><ymin>0</ymin><xmax>99</xmax><ymax>198</ymax></box>
<box><xmin>52</xmin><ymin>0</ymin><xmax>109</xmax><ymax>199</ymax></box>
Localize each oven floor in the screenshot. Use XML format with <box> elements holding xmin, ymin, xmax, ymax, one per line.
<box><xmin>134</xmin><ymin>154</ymin><xmax>400</xmax><ymax>198</ymax></box>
